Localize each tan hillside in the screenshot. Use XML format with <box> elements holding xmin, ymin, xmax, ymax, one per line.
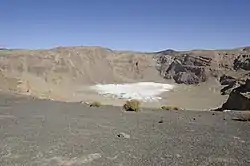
<box><xmin>0</xmin><ymin>46</ymin><xmax>249</xmax><ymax>110</ymax></box>
<box><xmin>0</xmin><ymin>46</ymin><xmax>164</xmax><ymax>100</ymax></box>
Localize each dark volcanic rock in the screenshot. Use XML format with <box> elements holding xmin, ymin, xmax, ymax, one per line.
<box><xmin>219</xmin><ymin>74</ymin><xmax>236</xmax><ymax>85</ymax></box>
<box><xmin>221</xmin><ymin>91</ymin><xmax>250</xmax><ymax>110</ymax></box>
<box><xmin>220</xmin><ymin>82</ymin><xmax>238</xmax><ymax>95</ymax></box>
<box><xmin>220</xmin><ymin>74</ymin><xmax>250</xmax><ymax>95</ymax></box>
<box><xmin>156</xmin><ymin>53</ymin><xmax>210</xmax><ymax>84</ymax></box>
<box><xmin>183</xmin><ymin>54</ymin><xmax>212</xmax><ymax>66</ymax></box>
<box><xmin>164</xmin><ymin>74</ymin><xmax>172</xmax><ymax>79</ymax></box>
<box><xmin>166</xmin><ymin>60</ymin><xmax>207</xmax><ymax>84</ymax></box>
<box><xmin>155</xmin><ymin>47</ymin><xmax>249</xmax><ymax>85</ymax></box>
<box><xmin>218</xmin><ymin>79</ymin><xmax>250</xmax><ymax>111</ymax></box>
<box><xmin>233</xmin><ymin>54</ymin><xmax>250</xmax><ymax>70</ymax></box>
<box><xmin>234</xmin><ymin>79</ymin><xmax>250</xmax><ymax>92</ymax></box>
<box><xmin>173</xmin><ymin>72</ymin><xmax>200</xmax><ymax>84</ymax></box>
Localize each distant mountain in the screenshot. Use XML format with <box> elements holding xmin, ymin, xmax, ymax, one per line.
<box><xmin>156</xmin><ymin>49</ymin><xmax>178</xmax><ymax>55</ymax></box>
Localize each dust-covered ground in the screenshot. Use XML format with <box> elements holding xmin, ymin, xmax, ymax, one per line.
<box><xmin>0</xmin><ymin>93</ymin><xmax>249</xmax><ymax>166</ymax></box>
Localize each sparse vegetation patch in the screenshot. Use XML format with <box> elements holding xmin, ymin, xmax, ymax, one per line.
<box><xmin>161</xmin><ymin>106</ymin><xmax>182</xmax><ymax>111</ymax></box>
<box><xmin>89</xmin><ymin>101</ymin><xmax>101</xmax><ymax>107</ymax></box>
<box><xmin>123</xmin><ymin>99</ymin><xmax>140</xmax><ymax>112</ymax></box>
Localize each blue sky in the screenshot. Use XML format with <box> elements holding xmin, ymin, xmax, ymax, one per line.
<box><xmin>1</xmin><ymin>0</ymin><xmax>250</xmax><ymax>51</ymax></box>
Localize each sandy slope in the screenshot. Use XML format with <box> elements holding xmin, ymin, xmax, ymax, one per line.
<box><xmin>0</xmin><ymin>47</ymin><xmax>164</xmax><ymax>100</ymax></box>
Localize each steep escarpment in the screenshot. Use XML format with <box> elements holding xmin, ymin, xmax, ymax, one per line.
<box><xmin>155</xmin><ymin>47</ymin><xmax>250</xmax><ymax>85</ymax></box>
<box><xmin>215</xmin><ymin>77</ymin><xmax>250</xmax><ymax>111</ymax></box>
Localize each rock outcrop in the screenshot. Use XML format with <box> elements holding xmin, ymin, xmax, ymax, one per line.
<box><xmin>156</xmin><ymin>53</ymin><xmax>210</xmax><ymax>84</ymax></box>
<box><xmin>219</xmin><ymin>74</ymin><xmax>238</xmax><ymax>95</ymax></box>
<box><xmin>156</xmin><ymin>47</ymin><xmax>250</xmax><ymax>85</ymax></box>
<box><xmin>219</xmin><ymin>73</ymin><xmax>249</xmax><ymax>95</ymax></box>
<box><xmin>233</xmin><ymin>54</ymin><xmax>250</xmax><ymax>70</ymax></box>
<box><xmin>182</xmin><ymin>54</ymin><xmax>212</xmax><ymax>66</ymax></box>
<box><xmin>220</xmin><ymin>82</ymin><xmax>238</xmax><ymax>95</ymax></box>
<box><xmin>222</xmin><ymin>91</ymin><xmax>250</xmax><ymax>110</ymax></box>
<box><xmin>173</xmin><ymin>72</ymin><xmax>200</xmax><ymax>84</ymax></box>
<box><xmin>219</xmin><ymin>74</ymin><xmax>236</xmax><ymax>85</ymax></box>
<box><xmin>216</xmin><ymin>79</ymin><xmax>250</xmax><ymax>111</ymax></box>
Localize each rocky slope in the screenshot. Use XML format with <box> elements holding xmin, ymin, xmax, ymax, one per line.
<box><xmin>215</xmin><ymin>73</ymin><xmax>250</xmax><ymax>111</ymax></box>
<box><xmin>0</xmin><ymin>46</ymin><xmax>249</xmax><ymax>109</ymax></box>
<box><xmin>155</xmin><ymin>47</ymin><xmax>250</xmax><ymax>85</ymax></box>
<box><xmin>155</xmin><ymin>47</ymin><xmax>250</xmax><ymax>110</ymax></box>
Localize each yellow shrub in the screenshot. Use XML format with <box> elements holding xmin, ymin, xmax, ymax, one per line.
<box><xmin>161</xmin><ymin>106</ymin><xmax>172</xmax><ymax>110</ymax></box>
<box><xmin>161</xmin><ymin>106</ymin><xmax>181</xmax><ymax>111</ymax></box>
<box><xmin>123</xmin><ymin>99</ymin><xmax>140</xmax><ymax>112</ymax></box>
<box><xmin>89</xmin><ymin>101</ymin><xmax>101</xmax><ymax>107</ymax></box>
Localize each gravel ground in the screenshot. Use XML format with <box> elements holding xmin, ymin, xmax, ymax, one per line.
<box><xmin>0</xmin><ymin>93</ymin><xmax>249</xmax><ymax>166</ymax></box>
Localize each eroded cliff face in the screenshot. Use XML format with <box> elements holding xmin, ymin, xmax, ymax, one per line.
<box><xmin>155</xmin><ymin>47</ymin><xmax>250</xmax><ymax>85</ymax></box>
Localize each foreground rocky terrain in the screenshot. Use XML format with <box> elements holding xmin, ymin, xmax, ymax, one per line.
<box><xmin>0</xmin><ymin>46</ymin><xmax>249</xmax><ymax>110</ymax></box>
<box><xmin>0</xmin><ymin>93</ymin><xmax>249</xmax><ymax>166</ymax></box>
